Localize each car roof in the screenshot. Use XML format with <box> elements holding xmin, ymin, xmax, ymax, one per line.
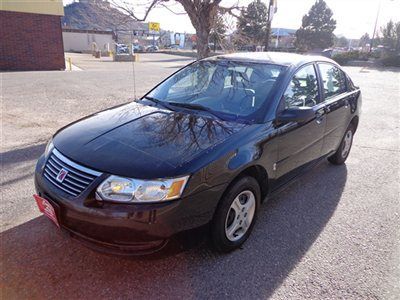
<box><xmin>208</xmin><ymin>52</ymin><xmax>336</xmax><ymax>68</ymax></box>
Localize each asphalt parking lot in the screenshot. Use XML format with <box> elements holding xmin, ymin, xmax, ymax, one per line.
<box><xmin>1</xmin><ymin>53</ymin><xmax>399</xmax><ymax>299</ymax></box>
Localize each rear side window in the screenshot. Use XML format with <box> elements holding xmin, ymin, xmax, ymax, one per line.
<box><xmin>283</xmin><ymin>64</ymin><xmax>319</xmax><ymax>109</ymax></box>
<box><xmin>318</xmin><ymin>63</ymin><xmax>347</xmax><ymax>99</ymax></box>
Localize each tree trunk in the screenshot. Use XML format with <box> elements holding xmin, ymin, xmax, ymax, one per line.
<box><xmin>214</xmin><ymin>34</ymin><xmax>217</xmax><ymax>52</ymax></box>
<box><xmin>176</xmin><ymin>0</ymin><xmax>217</xmax><ymax>60</ymax></box>
<box><xmin>264</xmin><ymin>21</ymin><xmax>271</xmax><ymax>51</ymax></box>
<box><xmin>196</xmin><ymin>25</ymin><xmax>211</xmax><ymax>59</ymax></box>
<box><xmin>264</xmin><ymin>0</ymin><xmax>272</xmax><ymax>51</ymax></box>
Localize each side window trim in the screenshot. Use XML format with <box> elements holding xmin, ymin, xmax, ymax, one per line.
<box><xmin>316</xmin><ymin>62</ymin><xmax>347</xmax><ymax>102</ymax></box>
<box><xmin>311</xmin><ymin>63</ymin><xmax>322</xmax><ymax>104</ymax></box>
<box><xmin>279</xmin><ymin>62</ymin><xmax>321</xmax><ymax>110</ymax></box>
<box><xmin>314</xmin><ymin>62</ymin><xmax>324</xmax><ymax>104</ymax></box>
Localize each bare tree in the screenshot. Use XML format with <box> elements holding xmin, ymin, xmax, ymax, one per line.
<box><xmin>110</xmin><ymin>0</ymin><xmax>242</xmax><ymax>59</ymax></box>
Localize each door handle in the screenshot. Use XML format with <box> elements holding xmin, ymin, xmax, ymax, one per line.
<box><xmin>315</xmin><ymin>109</ymin><xmax>325</xmax><ymax>124</ymax></box>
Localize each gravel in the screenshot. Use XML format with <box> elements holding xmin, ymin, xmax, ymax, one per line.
<box><xmin>1</xmin><ymin>53</ymin><xmax>399</xmax><ymax>299</ymax></box>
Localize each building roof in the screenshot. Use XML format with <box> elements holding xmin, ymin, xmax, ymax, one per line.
<box><xmin>1</xmin><ymin>0</ymin><xmax>64</xmax><ymax>16</ymax></box>
<box><xmin>210</xmin><ymin>52</ymin><xmax>335</xmax><ymax>67</ymax></box>
<box><xmin>271</xmin><ymin>28</ymin><xmax>296</xmax><ymax>37</ymax></box>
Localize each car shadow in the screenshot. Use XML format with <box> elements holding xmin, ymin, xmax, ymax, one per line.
<box><xmin>1</xmin><ymin>143</ymin><xmax>46</xmax><ymax>168</ymax></box>
<box><xmin>1</xmin><ymin>161</ymin><xmax>347</xmax><ymax>299</ymax></box>
<box><xmin>1</xmin><ymin>143</ymin><xmax>46</xmax><ymax>187</ymax></box>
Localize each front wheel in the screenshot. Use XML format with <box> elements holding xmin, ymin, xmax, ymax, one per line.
<box><xmin>328</xmin><ymin>124</ymin><xmax>355</xmax><ymax>165</ymax></box>
<box><xmin>211</xmin><ymin>176</ymin><xmax>261</xmax><ymax>253</ymax></box>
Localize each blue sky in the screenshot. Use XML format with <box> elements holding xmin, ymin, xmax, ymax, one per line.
<box><xmin>63</xmin><ymin>0</ymin><xmax>400</xmax><ymax>39</ymax></box>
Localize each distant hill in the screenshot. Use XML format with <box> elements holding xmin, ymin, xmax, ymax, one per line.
<box><xmin>62</xmin><ymin>0</ymin><xmax>147</xmax><ymax>31</ymax></box>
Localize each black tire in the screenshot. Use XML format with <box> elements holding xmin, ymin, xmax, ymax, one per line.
<box><xmin>211</xmin><ymin>176</ymin><xmax>261</xmax><ymax>253</ymax></box>
<box><xmin>328</xmin><ymin>123</ymin><xmax>355</xmax><ymax>165</ymax></box>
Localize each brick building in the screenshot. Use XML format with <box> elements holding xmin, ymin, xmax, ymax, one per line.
<box><xmin>0</xmin><ymin>0</ymin><xmax>65</xmax><ymax>71</ymax></box>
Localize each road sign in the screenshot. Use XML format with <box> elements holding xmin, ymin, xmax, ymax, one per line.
<box><xmin>148</xmin><ymin>22</ymin><xmax>160</xmax><ymax>32</ymax></box>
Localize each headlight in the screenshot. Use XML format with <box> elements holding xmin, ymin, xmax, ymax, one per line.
<box><xmin>96</xmin><ymin>175</ymin><xmax>189</xmax><ymax>203</ymax></box>
<box><xmin>45</xmin><ymin>139</ymin><xmax>54</xmax><ymax>156</ymax></box>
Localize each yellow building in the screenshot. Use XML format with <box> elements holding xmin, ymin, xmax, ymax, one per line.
<box><xmin>0</xmin><ymin>0</ymin><xmax>65</xmax><ymax>71</ymax></box>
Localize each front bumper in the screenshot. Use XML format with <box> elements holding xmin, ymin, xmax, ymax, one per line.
<box><xmin>34</xmin><ymin>154</ymin><xmax>227</xmax><ymax>255</ymax></box>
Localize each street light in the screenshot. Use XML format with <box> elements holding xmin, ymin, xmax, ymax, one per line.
<box><xmin>369</xmin><ymin>0</ymin><xmax>381</xmax><ymax>53</ymax></box>
<box><xmin>370</xmin><ymin>0</ymin><xmax>395</xmax><ymax>52</ymax></box>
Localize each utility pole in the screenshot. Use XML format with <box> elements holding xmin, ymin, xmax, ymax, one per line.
<box><xmin>369</xmin><ymin>0</ymin><xmax>382</xmax><ymax>53</ymax></box>
<box><xmin>264</xmin><ymin>0</ymin><xmax>273</xmax><ymax>51</ymax></box>
<box><xmin>275</xmin><ymin>27</ymin><xmax>280</xmax><ymax>48</ymax></box>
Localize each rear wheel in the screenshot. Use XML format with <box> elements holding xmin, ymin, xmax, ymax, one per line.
<box><xmin>211</xmin><ymin>176</ymin><xmax>261</xmax><ymax>253</ymax></box>
<box><xmin>328</xmin><ymin>124</ymin><xmax>355</xmax><ymax>165</ymax></box>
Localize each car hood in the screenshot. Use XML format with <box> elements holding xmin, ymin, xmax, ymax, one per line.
<box><xmin>53</xmin><ymin>102</ymin><xmax>248</xmax><ymax>178</ymax></box>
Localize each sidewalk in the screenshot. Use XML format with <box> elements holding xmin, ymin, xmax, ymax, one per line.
<box><xmin>64</xmin><ymin>56</ymin><xmax>82</xmax><ymax>71</ymax></box>
<box><xmin>63</xmin><ymin>52</ymin><xmax>193</xmax><ymax>71</ymax></box>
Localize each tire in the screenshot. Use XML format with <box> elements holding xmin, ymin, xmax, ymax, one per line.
<box><xmin>328</xmin><ymin>123</ymin><xmax>355</xmax><ymax>165</ymax></box>
<box><xmin>211</xmin><ymin>176</ymin><xmax>261</xmax><ymax>253</ymax></box>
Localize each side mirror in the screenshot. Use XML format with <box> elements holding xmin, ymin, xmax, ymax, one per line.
<box><xmin>276</xmin><ymin>106</ymin><xmax>315</xmax><ymax>124</ymax></box>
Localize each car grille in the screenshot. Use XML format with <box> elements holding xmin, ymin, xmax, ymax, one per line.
<box><xmin>43</xmin><ymin>148</ymin><xmax>102</xmax><ymax>197</ymax></box>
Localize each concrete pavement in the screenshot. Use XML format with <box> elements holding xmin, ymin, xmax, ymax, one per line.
<box><xmin>1</xmin><ymin>53</ymin><xmax>399</xmax><ymax>299</ymax></box>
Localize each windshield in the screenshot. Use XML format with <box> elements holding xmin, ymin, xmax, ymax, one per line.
<box><xmin>145</xmin><ymin>60</ymin><xmax>286</xmax><ymax>122</ymax></box>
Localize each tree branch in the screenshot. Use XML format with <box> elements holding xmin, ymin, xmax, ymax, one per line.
<box><xmin>159</xmin><ymin>3</ymin><xmax>187</xmax><ymax>15</ymax></box>
<box><xmin>218</xmin><ymin>5</ymin><xmax>245</xmax><ymax>22</ymax></box>
<box><xmin>110</xmin><ymin>0</ymin><xmax>160</xmax><ymax>21</ymax></box>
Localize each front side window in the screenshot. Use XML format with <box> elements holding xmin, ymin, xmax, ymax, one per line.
<box><xmin>318</xmin><ymin>63</ymin><xmax>347</xmax><ymax>99</ymax></box>
<box><xmin>283</xmin><ymin>64</ymin><xmax>319</xmax><ymax>109</ymax></box>
<box><xmin>146</xmin><ymin>60</ymin><xmax>286</xmax><ymax>121</ymax></box>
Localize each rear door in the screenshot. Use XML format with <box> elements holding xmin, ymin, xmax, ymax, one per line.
<box><xmin>317</xmin><ymin>63</ymin><xmax>353</xmax><ymax>155</ymax></box>
<box><xmin>275</xmin><ymin>63</ymin><xmax>326</xmax><ymax>179</ymax></box>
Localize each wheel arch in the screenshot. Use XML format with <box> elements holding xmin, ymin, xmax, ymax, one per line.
<box><xmin>350</xmin><ymin>115</ymin><xmax>359</xmax><ymax>132</ymax></box>
<box><xmin>224</xmin><ymin>165</ymin><xmax>269</xmax><ymax>202</ymax></box>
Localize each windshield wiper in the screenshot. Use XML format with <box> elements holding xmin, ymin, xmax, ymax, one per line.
<box><xmin>167</xmin><ymin>102</ymin><xmax>223</xmax><ymax>120</ymax></box>
<box><xmin>142</xmin><ymin>96</ymin><xmax>175</xmax><ymax>111</ymax></box>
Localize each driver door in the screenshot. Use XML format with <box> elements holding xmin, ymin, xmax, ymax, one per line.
<box><xmin>275</xmin><ymin>63</ymin><xmax>326</xmax><ymax>180</ymax></box>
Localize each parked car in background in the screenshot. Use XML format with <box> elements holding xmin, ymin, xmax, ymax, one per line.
<box><xmin>132</xmin><ymin>44</ymin><xmax>145</xmax><ymax>53</ymax></box>
<box><xmin>322</xmin><ymin>48</ymin><xmax>347</xmax><ymax>58</ymax></box>
<box><xmin>116</xmin><ymin>43</ymin><xmax>129</xmax><ymax>55</ymax></box>
<box><xmin>34</xmin><ymin>52</ymin><xmax>361</xmax><ymax>255</ymax></box>
<box><xmin>236</xmin><ymin>45</ymin><xmax>257</xmax><ymax>52</ymax></box>
<box><xmin>146</xmin><ymin>45</ymin><xmax>159</xmax><ymax>52</ymax></box>
<box><xmin>165</xmin><ymin>44</ymin><xmax>180</xmax><ymax>50</ymax></box>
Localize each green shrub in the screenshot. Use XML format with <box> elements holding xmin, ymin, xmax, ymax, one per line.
<box><xmin>332</xmin><ymin>53</ymin><xmax>350</xmax><ymax>65</ymax></box>
<box><xmin>378</xmin><ymin>55</ymin><xmax>400</xmax><ymax>67</ymax></box>
<box><xmin>332</xmin><ymin>51</ymin><xmax>369</xmax><ymax>65</ymax></box>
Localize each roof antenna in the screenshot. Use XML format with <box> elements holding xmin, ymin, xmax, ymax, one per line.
<box><xmin>131</xmin><ymin>55</ymin><xmax>137</xmax><ymax>100</ymax></box>
<box><xmin>131</xmin><ymin>41</ymin><xmax>137</xmax><ymax>100</ymax></box>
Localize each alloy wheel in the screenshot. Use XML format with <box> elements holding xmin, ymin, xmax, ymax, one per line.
<box><xmin>225</xmin><ymin>190</ymin><xmax>256</xmax><ymax>242</ymax></box>
<box><xmin>341</xmin><ymin>130</ymin><xmax>353</xmax><ymax>158</ymax></box>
